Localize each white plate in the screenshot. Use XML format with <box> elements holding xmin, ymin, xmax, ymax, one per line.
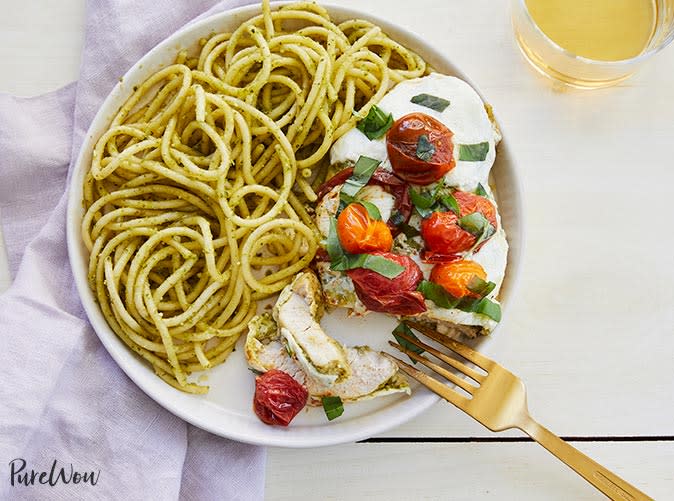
<box><xmin>66</xmin><ymin>3</ymin><xmax>524</xmax><ymax>448</ymax></box>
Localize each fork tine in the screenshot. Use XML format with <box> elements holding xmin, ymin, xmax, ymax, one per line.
<box><xmin>405</xmin><ymin>321</ymin><xmax>494</xmax><ymax>371</ymax></box>
<box><xmin>392</xmin><ymin>330</ymin><xmax>486</xmax><ymax>384</ymax></box>
<box><xmin>389</xmin><ymin>341</ymin><xmax>476</xmax><ymax>394</ymax></box>
<box><xmin>383</xmin><ymin>353</ymin><xmax>470</xmax><ymax>408</ymax></box>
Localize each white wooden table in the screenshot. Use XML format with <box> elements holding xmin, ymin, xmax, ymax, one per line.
<box><xmin>2</xmin><ymin>1</ymin><xmax>673</xmax><ymax>499</ymax></box>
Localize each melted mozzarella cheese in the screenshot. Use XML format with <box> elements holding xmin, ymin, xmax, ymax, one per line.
<box><xmin>330</xmin><ymin>73</ymin><xmax>498</xmax><ymax>191</ymax></box>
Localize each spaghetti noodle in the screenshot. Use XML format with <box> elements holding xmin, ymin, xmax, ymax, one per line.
<box><xmin>81</xmin><ymin>0</ymin><xmax>426</xmax><ymax>393</ymax></box>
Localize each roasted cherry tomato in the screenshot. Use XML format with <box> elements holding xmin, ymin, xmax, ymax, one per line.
<box><xmin>317</xmin><ymin>167</ymin><xmax>413</xmax><ymax>234</ymax></box>
<box><xmin>421</xmin><ymin>191</ymin><xmax>498</xmax><ymax>259</ymax></box>
<box><xmin>253</xmin><ymin>369</ymin><xmax>308</xmax><ymax>426</ymax></box>
<box><xmin>454</xmin><ymin>191</ymin><xmax>497</xmax><ymax>228</ymax></box>
<box><xmin>430</xmin><ymin>260</ymin><xmax>487</xmax><ymax>299</ymax></box>
<box><xmin>386</xmin><ymin>113</ymin><xmax>455</xmax><ymax>185</ymax></box>
<box><xmin>347</xmin><ymin>252</ymin><xmax>426</xmax><ymax>315</ymax></box>
<box><xmin>337</xmin><ymin>203</ymin><xmax>393</xmax><ymax>254</ymax></box>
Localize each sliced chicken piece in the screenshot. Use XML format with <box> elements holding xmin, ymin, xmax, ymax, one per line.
<box><xmin>245</xmin><ymin>312</ymin><xmax>410</xmax><ymax>405</ymax></box>
<box><xmin>273</xmin><ymin>271</ymin><xmax>350</xmax><ymax>385</ymax></box>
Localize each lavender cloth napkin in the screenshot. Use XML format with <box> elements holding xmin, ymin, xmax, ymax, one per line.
<box><xmin>0</xmin><ymin>1</ymin><xmax>267</xmax><ymax>499</ymax></box>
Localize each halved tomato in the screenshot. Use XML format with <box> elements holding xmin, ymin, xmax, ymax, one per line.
<box><xmin>386</xmin><ymin>113</ymin><xmax>455</xmax><ymax>185</ymax></box>
<box><xmin>347</xmin><ymin>252</ymin><xmax>426</xmax><ymax>315</ymax></box>
<box><xmin>337</xmin><ymin>203</ymin><xmax>393</xmax><ymax>254</ymax></box>
<box><xmin>421</xmin><ymin>191</ymin><xmax>498</xmax><ymax>259</ymax></box>
<box><xmin>430</xmin><ymin>260</ymin><xmax>487</xmax><ymax>299</ymax></box>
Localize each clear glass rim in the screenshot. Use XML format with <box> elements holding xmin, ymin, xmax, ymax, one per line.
<box><xmin>517</xmin><ymin>0</ymin><xmax>674</xmax><ymax>66</ymax></box>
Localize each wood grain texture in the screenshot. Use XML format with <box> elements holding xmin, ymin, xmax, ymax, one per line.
<box><xmin>267</xmin><ymin>441</ymin><xmax>672</xmax><ymax>500</ymax></box>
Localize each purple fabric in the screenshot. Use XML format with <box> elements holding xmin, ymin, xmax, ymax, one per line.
<box><xmin>0</xmin><ymin>1</ymin><xmax>265</xmax><ymax>499</ymax></box>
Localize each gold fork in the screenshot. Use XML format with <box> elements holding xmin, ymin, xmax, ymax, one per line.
<box><xmin>386</xmin><ymin>321</ymin><xmax>652</xmax><ymax>501</ymax></box>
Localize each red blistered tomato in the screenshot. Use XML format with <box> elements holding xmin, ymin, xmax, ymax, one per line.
<box><xmin>347</xmin><ymin>252</ymin><xmax>426</xmax><ymax>315</ymax></box>
<box><xmin>253</xmin><ymin>369</ymin><xmax>308</xmax><ymax>426</ymax></box>
<box><xmin>337</xmin><ymin>203</ymin><xmax>393</xmax><ymax>254</ymax></box>
<box><xmin>386</xmin><ymin>113</ymin><xmax>455</xmax><ymax>185</ymax></box>
<box><xmin>454</xmin><ymin>191</ymin><xmax>497</xmax><ymax>228</ymax></box>
<box><xmin>421</xmin><ymin>192</ymin><xmax>498</xmax><ymax>258</ymax></box>
<box><xmin>430</xmin><ymin>260</ymin><xmax>487</xmax><ymax>299</ymax></box>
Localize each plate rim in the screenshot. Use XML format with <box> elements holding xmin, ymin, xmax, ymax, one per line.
<box><xmin>66</xmin><ymin>1</ymin><xmax>525</xmax><ymax>448</ymax></box>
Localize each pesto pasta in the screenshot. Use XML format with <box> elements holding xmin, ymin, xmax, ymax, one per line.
<box><xmin>81</xmin><ymin>0</ymin><xmax>426</xmax><ymax>393</ymax></box>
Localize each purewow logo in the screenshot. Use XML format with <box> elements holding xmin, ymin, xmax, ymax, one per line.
<box><xmin>8</xmin><ymin>458</ymin><xmax>100</xmax><ymax>487</ymax></box>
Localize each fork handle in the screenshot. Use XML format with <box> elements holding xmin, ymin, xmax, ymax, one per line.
<box><xmin>518</xmin><ymin>416</ymin><xmax>653</xmax><ymax>501</ymax></box>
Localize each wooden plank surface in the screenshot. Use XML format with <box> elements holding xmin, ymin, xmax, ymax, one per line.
<box><xmin>266</xmin><ymin>441</ymin><xmax>673</xmax><ymax>500</ymax></box>
<box><xmin>1</xmin><ymin>0</ymin><xmax>673</xmax><ymax>499</ymax></box>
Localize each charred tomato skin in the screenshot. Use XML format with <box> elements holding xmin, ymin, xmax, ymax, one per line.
<box><xmin>253</xmin><ymin>369</ymin><xmax>308</xmax><ymax>426</ymax></box>
<box><xmin>386</xmin><ymin>113</ymin><xmax>455</xmax><ymax>185</ymax></box>
<box><xmin>347</xmin><ymin>252</ymin><xmax>426</xmax><ymax>315</ymax></box>
<box><xmin>421</xmin><ymin>191</ymin><xmax>498</xmax><ymax>260</ymax></box>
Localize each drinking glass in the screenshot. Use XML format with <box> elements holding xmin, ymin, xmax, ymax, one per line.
<box><xmin>511</xmin><ymin>0</ymin><xmax>674</xmax><ymax>88</ymax></box>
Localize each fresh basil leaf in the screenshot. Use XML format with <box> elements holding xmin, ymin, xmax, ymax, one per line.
<box><xmin>399</xmin><ymin>222</ymin><xmax>420</xmax><ymax>238</ymax></box>
<box><xmin>416</xmin><ymin>134</ymin><xmax>436</xmax><ymax>162</ymax></box>
<box><xmin>475</xmin><ymin>183</ymin><xmax>489</xmax><ymax>198</ymax></box>
<box><xmin>458</xmin><ymin>142</ymin><xmax>489</xmax><ymax>162</ymax></box>
<box><xmin>389</xmin><ymin>210</ymin><xmax>405</xmax><ymax>227</ymax></box>
<box><xmin>408</xmin><ymin>187</ymin><xmax>435</xmax><ymax>210</ymax></box>
<box><xmin>357</xmin><ymin>105</ymin><xmax>394</xmax><ymax>140</ymax></box>
<box><xmin>418</xmin><ymin>279</ymin><xmax>502</xmax><ymax>321</ymax></box>
<box><xmin>458</xmin><ymin>212</ymin><xmax>493</xmax><ymax>237</ymax></box>
<box><xmin>341</xmin><ymin>156</ymin><xmax>381</xmax><ymax>198</ymax></box>
<box><xmin>358</xmin><ymin>200</ymin><xmax>382</xmax><ymax>220</ymax></box>
<box><xmin>248</xmin><ymin>367</ymin><xmax>264</xmax><ymax>376</ymax></box>
<box><xmin>459</xmin><ymin>212</ymin><xmax>496</xmax><ymax>255</ymax></box>
<box><xmin>358</xmin><ymin>254</ymin><xmax>405</xmax><ymax>278</ymax></box>
<box><xmin>392</xmin><ymin>323</ymin><xmax>424</xmax><ymax>364</ymax></box>
<box><xmin>466</xmin><ymin>275</ymin><xmax>496</xmax><ymax>298</ymax></box>
<box><xmin>410</xmin><ymin>93</ymin><xmax>450</xmax><ymax>112</ymax></box>
<box><xmin>458</xmin><ymin>297</ymin><xmax>502</xmax><ymax>322</ymax></box>
<box><xmin>321</xmin><ymin>396</ymin><xmax>344</xmax><ymax>421</ymax></box>
<box><xmin>327</xmin><ymin>217</ymin><xmax>346</xmax><ymax>263</ymax></box>
<box><xmin>417</xmin><ymin>280</ymin><xmax>461</xmax><ymax>309</ymax></box>
<box><xmin>439</xmin><ymin>192</ymin><xmax>460</xmax><ymax>216</ymax></box>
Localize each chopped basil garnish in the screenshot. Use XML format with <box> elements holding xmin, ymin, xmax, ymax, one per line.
<box><xmin>358</xmin><ymin>200</ymin><xmax>382</xmax><ymax>220</ymax></box>
<box><xmin>327</xmin><ymin>218</ymin><xmax>405</xmax><ymax>279</ymax></box>
<box><xmin>417</xmin><ymin>280</ymin><xmax>502</xmax><ymax>322</ymax></box>
<box><xmin>410</xmin><ymin>93</ymin><xmax>450</xmax><ymax>112</ymax></box>
<box><xmin>409</xmin><ymin>180</ymin><xmax>459</xmax><ymax>218</ymax></box>
<box><xmin>465</xmin><ymin>297</ymin><xmax>502</xmax><ymax>321</ymax></box>
<box><xmin>458</xmin><ymin>142</ymin><xmax>489</xmax><ymax>162</ymax></box>
<box><xmin>409</xmin><ymin>188</ymin><xmax>436</xmax><ymax>211</ymax></box>
<box><xmin>357</xmin><ymin>105</ymin><xmax>394</xmax><ymax>140</ymax></box>
<box><xmin>398</xmin><ymin>222</ymin><xmax>420</xmax><ymax>238</ymax></box>
<box><xmin>326</xmin><ymin>217</ymin><xmax>345</xmax><ymax>261</ymax></box>
<box><xmin>321</xmin><ymin>396</ymin><xmax>344</xmax><ymax>421</ymax></box>
<box><xmin>475</xmin><ymin>183</ymin><xmax>489</xmax><ymax>198</ymax></box>
<box><xmin>392</xmin><ymin>323</ymin><xmax>424</xmax><ymax>363</ymax></box>
<box><xmin>248</xmin><ymin>367</ymin><xmax>264</xmax><ymax>376</ymax></box>
<box><xmin>389</xmin><ymin>210</ymin><xmax>405</xmax><ymax>227</ymax></box>
<box><xmin>417</xmin><ymin>280</ymin><xmax>460</xmax><ymax>309</ymax></box>
<box><xmin>340</xmin><ymin>156</ymin><xmax>381</xmax><ymax>199</ymax></box>
<box><xmin>467</xmin><ymin>275</ymin><xmax>497</xmax><ymax>298</ymax></box>
<box><xmin>415</xmin><ymin>134</ymin><xmax>435</xmax><ymax>162</ymax></box>
<box><xmin>439</xmin><ymin>192</ymin><xmax>460</xmax><ymax>216</ymax></box>
<box><xmin>458</xmin><ymin>212</ymin><xmax>496</xmax><ymax>254</ymax></box>
<box><xmin>458</xmin><ymin>212</ymin><xmax>494</xmax><ymax>237</ymax></box>
<box><xmin>348</xmin><ymin>254</ymin><xmax>406</xmax><ymax>278</ymax></box>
